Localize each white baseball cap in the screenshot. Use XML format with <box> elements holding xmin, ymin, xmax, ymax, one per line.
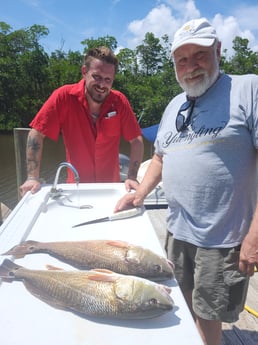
<box><xmin>171</xmin><ymin>18</ymin><xmax>218</xmax><ymax>54</ymax></box>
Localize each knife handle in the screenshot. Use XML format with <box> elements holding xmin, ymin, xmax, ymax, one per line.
<box><xmin>109</xmin><ymin>207</ymin><xmax>143</xmax><ymax>221</ymax></box>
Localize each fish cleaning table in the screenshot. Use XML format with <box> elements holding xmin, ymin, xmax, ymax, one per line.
<box><xmin>0</xmin><ymin>183</ymin><xmax>204</xmax><ymax>345</ymax></box>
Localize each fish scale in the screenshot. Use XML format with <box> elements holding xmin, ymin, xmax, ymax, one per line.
<box><xmin>0</xmin><ymin>259</ymin><xmax>174</xmax><ymax>320</ymax></box>
<box><xmin>2</xmin><ymin>239</ymin><xmax>174</xmax><ymax>281</ymax></box>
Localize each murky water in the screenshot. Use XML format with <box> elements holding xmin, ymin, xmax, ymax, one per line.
<box><xmin>0</xmin><ymin>133</ymin><xmax>66</xmax><ymax>209</ymax></box>
<box><xmin>0</xmin><ymin>132</ymin><xmax>153</xmax><ymax>210</ymax></box>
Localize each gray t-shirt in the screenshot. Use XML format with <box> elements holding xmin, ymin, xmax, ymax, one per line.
<box><xmin>155</xmin><ymin>73</ymin><xmax>258</xmax><ymax>248</ymax></box>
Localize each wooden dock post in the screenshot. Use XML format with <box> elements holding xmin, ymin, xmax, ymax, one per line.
<box><xmin>13</xmin><ymin>128</ymin><xmax>30</xmax><ymax>200</ymax></box>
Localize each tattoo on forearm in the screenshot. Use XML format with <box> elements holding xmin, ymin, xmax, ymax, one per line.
<box><xmin>27</xmin><ymin>137</ymin><xmax>41</xmax><ymax>174</ymax></box>
<box><xmin>128</xmin><ymin>160</ymin><xmax>140</xmax><ymax>179</ymax></box>
<box><xmin>27</xmin><ymin>136</ymin><xmax>41</xmax><ymax>152</ymax></box>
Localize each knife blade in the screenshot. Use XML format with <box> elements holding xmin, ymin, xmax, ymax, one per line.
<box><xmin>72</xmin><ymin>207</ymin><xmax>143</xmax><ymax>228</ymax></box>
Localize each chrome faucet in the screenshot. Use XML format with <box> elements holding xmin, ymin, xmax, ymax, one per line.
<box><xmin>50</xmin><ymin>162</ymin><xmax>80</xmax><ymax>197</ymax></box>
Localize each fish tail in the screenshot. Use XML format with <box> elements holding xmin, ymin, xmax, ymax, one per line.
<box><xmin>0</xmin><ymin>259</ymin><xmax>21</xmax><ymax>280</ymax></box>
<box><xmin>1</xmin><ymin>240</ymin><xmax>39</xmax><ymax>257</ymax></box>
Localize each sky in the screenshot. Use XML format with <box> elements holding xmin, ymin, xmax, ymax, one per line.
<box><xmin>2</xmin><ymin>0</ymin><xmax>258</xmax><ymax>57</ymax></box>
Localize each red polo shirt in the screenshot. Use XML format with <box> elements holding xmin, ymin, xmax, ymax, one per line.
<box><xmin>30</xmin><ymin>79</ymin><xmax>142</xmax><ymax>183</ymax></box>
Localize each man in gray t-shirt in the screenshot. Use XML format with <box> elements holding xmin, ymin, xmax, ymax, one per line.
<box><xmin>115</xmin><ymin>18</ymin><xmax>258</xmax><ymax>345</ymax></box>
<box><xmin>157</xmin><ymin>73</ymin><xmax>257</xmax><ymax>248</ymax></box>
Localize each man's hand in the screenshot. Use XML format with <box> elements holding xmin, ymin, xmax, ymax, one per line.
<box><xmin>114</xmin><ymin>189</ymin><xmax>145</xmax><ymax>212</ymax></box>
<box><xmin>19</xmin><ymin>178</ymin><xmax>41</xmax><ymax>197</ymax></box>
<box><xmin>124</xmin><ymin>178</ymin><xmax>139</xmax><ymax>192</ymax></box>
<box><xmin>239</xmin><ymin>233</ymin><xmax>258</xmax><ymax>276</ymax></box>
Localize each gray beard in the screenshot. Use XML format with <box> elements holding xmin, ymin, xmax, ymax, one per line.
<box><xmin>177</xmin><ymin>65</ymin><xmax>220</xmax><ymax>98</ymax></box>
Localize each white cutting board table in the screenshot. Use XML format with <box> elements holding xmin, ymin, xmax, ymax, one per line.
<box><xmin>0</xmin><ymin>183</ymin><xmax>204</xmax><ymax>345</ymax></box>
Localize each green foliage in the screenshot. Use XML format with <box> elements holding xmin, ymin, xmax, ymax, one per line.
<box><xmin>136</xmin><ymin>32</ymin><xmax>163</xmax><ymax>75</ymax></box>
<box><xmin>220</xmin><ymin>36</ymin><xmax>258</xmax><ymax>74</ymax></box>
<box><xmin>81</xmin><ymin>36</ymin><xmax>118</xmax><ymax>53</ymax></box>
<box><xmin>48</xmin><ymin>50</ymin><xmax>82</xmax><ymax>90</ymax></box>
<box><xmin>0</xmin><ymin>23</ymin><xmax>50</xmax><ymax>128</ymax></box>
<box><xmin>0</xmin><ymin>22</ymin><xmax>257</xmax><ymax>131</ymax></box>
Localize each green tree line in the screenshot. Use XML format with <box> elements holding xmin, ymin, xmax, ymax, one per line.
<box><xmin>0</xmin><ymin>22</ymin><xmax>257</xmax><ymax>130</ymax></box>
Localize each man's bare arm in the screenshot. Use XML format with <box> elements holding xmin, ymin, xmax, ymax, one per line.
<box><xmin>26</xmin><ymin>129</ymin><xmax>44</xmax><ymax>179</ymax></box>
<box><xmin>115</xmin><ymin>153</ymin><xmax>163</xmax><ymax>211</ymax></box>
<box><xmin>125</xmin><ymin>136</ymin><xmax>144</xmax><ymax>191</ymax></box>
<box><xmin>19</xmin><ymin>129</ymin><xmax>45</xmax><ymax>196</ymax></box>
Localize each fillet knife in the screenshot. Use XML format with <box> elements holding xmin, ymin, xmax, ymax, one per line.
<box><xmin>72</xmin><ymin>207</ymin><xmax>143</xmax><ymax>228</ymax></box>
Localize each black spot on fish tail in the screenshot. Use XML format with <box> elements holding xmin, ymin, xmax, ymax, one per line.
<box><xmin>0</xmin><ymin>259</ymin><xmax>22</xmax><ymax>281</ymax></box>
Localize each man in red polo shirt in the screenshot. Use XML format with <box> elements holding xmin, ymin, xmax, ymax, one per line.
<box><xmin>20</xmin><ymin>46</ymin><xmax>143</xmax><ymax>196</ymax></box>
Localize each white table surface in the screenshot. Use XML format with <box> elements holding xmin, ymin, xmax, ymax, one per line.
<box><xmin>0</xmin><ymin>183</ymin><xmax>204</xmax><ymax>345</ymax></box>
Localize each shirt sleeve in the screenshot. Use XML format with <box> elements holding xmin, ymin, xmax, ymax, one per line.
<box><xmin>117</xmin><ymin>92</ymin><xmax>142</xmax><ymax>141</ymax></box>
<box><xmin>30</xmin><ymin>87</ymin><xmax>66</xmax><ymax>141</ymax></box>
<box><xmin>248</xmin><ymin>76</ymin><xmax>258</xmax><ymax>148</ymax></box>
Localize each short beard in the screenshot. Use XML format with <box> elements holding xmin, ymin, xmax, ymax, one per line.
<box><xmin>177</xmin><ymin>64</ymin><xmax>220</xmax><ymax>98</ymax></box>
<box><xmin>89</xmin><ymin>93</ymin><xmax>104</xmax><ymax>104</ymax></box>
<box><xmin>85</xmin><ymin>85</ymin><xmax>108</xmax><ymax>104</ymax></box>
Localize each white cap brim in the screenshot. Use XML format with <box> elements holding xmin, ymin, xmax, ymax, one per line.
<box><xmin>172</xmin><ymin>37</ymin><xmax>215</xmax><ymax>54</ymax></box>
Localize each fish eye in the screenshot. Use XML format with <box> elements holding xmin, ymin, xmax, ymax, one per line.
<box><xmin>149</xmin><ymin>298</ymin><xmax>158</xmax><ymax>305</ymax></box>
<box><xmin>154</xmin><ymin>264</ymin><xmax>162</xmax><ymax>272</ymax></box>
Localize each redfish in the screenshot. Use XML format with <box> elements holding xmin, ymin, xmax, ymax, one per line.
<box><xmin>0</xmin><ymin>259</ymin><xmax>174</xmax><ymax>320</ymax></box>
<box><xmin>2</xmin><ymin>239</ymin><xmax>174</xmax><ymax>281</ymax></box>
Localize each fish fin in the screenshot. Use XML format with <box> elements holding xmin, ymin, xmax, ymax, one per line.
<box><xmin>106</xmin><ymin>240</ymin><xmax>129</xmax><ymax>248</ymax></box>
<box><xmin>45</xmin><ymin>264</ymin><xmax>64</xmax><ymax>271</ymax></box>
<box><xmin>88</xmin><ymin>270</ymin><xmax>118</xmax><ymax>282</ymax></box>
